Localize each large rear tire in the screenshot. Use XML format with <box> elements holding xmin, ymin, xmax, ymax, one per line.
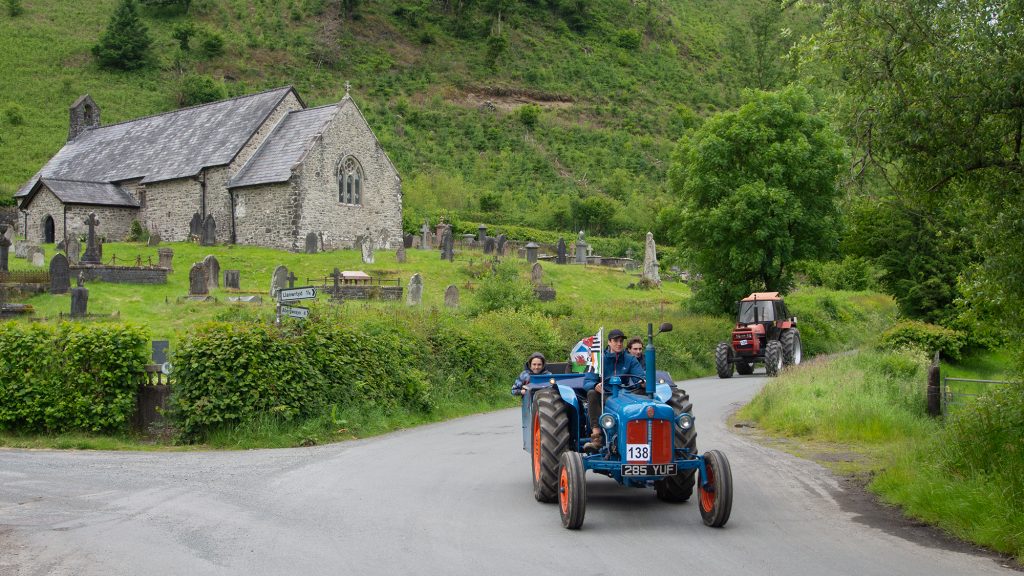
<box><xmin>782</xmin><ymin>329</ymin><xmax>802</xmax><ymax>366</ymax></box>
<box><xmin>698</xmin><ymin>449</ymin><xmax>733</xmax><ymax>528</ymax></box>
<box><xmin>765</xmin><ymin>341</ymin><xmax>783</xmax><ymax>377</ymax></box>
<box><xmin>655</xmin><ymin>388</ymin><xmax>698</xmax><ymax>502</ymax></box>
<box><xmin>558</xmin><ymin>451</ymin><xmax>587</xmax><ymax>529</ymax></box>
<box><xmin>715</xmin><ymin>343</ymin><xmax>733</xmax><ymax>379</ymax></box>
<box><xmin>532</xmin><ymin>388</ymin><xmax>572</xmax><ymax>503</ymax></box>
<box><xmin>735</xmin><ymin>361</ymin><xmax>754</xmax><ymax>375</ymax></box>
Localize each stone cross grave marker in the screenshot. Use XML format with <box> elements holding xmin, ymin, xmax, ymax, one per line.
<box><xmin>49</xmin><ymin>253</ymin><xmax>70</xmax><ymax>295</ymax></box>
<box><xmin>531</xmin><ymin>262</ymin><xmax>543</xmax><ymax>285</ymax></box>
<box><xmin>420</xmin><ymin>221</ymin><xmax>432</xmax><ymax>249</ymax></box>
<box><xmin>270</xmin><ymin>265</ymin><xmax>288</xmax><ymax>297</ymax></box>
<box><xmin>189</xmin><ymin>263</ymin><xmax>209</xmax><ymax>296</ymax></box>
<box><xmin>642</xmin><ymin>231</ymin><xmax>661</xmax><ymax>286</ymax></box>
<box><xmin>203</xmin><ymin>255</ymin><xmax>220</xmax><ymax>291</ymax></box>
<box><xmin>0</xmin><ymin>225</ymin><xmax>10</xmax><ymax>272</ymax></box>
<box><xmin>556</xmin><ymin>238</ymin><xmax>567</xmax><ymax>264</ymax></box>
<box><xmin>407</xmin><ymin>273</ymin><xmax>423</xmax><ymax>305</ymax></box>
<box><xmin>444</xmin><ymin>284</ymin><xmax>459</xmax><ymax>308</ymax></box>
<box><xmin>81</xmin><ymin>213</ymin><xmax>101</xmax><ymax>264</ymax></box>
<box><xmin>305</xmin><ymin>232</ymin><xmax>319</xmax><ymax>254</ymax></box>
<box><xmin>224</xmin><ymin>270</ymin><xmax>241</xmax><ymax>289</ymax></box>
<box><xmin>201</xmin><ymin>215</ymin><xmax>217</xmax><ymax>246</ymax></box>
<box><xmin>67</xmin><ymin>237</ymin><xmax>81</xmax><ymax>265</ymax></box>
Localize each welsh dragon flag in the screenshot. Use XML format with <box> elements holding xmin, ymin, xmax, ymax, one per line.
<box><xmin>569</xmin><ymin>328</ymin><xmax>603</xmax><ymax>374</ymax></box>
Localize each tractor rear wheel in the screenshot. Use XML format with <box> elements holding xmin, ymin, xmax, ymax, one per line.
<box><xmin>735</xmin><ymin>361</ymin><xmax>754</xmax><ymax>375</ymax></box>
<box><xmin>765</xmin><ymin>340</ymin><xmax>783</xmax><ymax>377</ymax></box>
<box><xmin>532</xmin><ymin>388</ymin><xmax>572</xmax><ymax>503</ymax></box>
<box><xmin>698</xmin><ymin>449</ymin><xmax>733</xmax><ymax>528</ymax></box>
<box><xmin>655</xmin><ymin>388</ymin><xmax>698</xmax><ymax>502</ymax></box>
<box><xmin>782</xmin><ymin>329</ymin><xmax>802</xmax><ymax>366</ymax></box>
<box><xmin>559</xmin><ymin>451</ymin><xmax>587</xmax><ymax>529</ymax></box>
<box><xmin>715</xmin><ymin>343</ymin><xmax>733</xmax><ymax>379</ymax></box>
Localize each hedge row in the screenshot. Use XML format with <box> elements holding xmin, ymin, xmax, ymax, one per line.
<box><xmin>0</xmin><ymin>322</ymin><xmax>149</xmax><ymax>433</ymax></box>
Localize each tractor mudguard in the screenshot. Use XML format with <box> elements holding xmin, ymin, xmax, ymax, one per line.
<box><xmin>655</xmin><ymin>383</ymin><xmax>673</xmax><ymax>403</ymax></box>
<box><xmin>556</xmin><ymin>383</ymin><xmax>580</xmax><ymax>411</ymax></box>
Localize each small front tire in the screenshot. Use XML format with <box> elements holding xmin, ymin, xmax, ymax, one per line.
<box><xmin>699</xmin><ymin>449</ymin><xmax>733</xmax><ymax>528</ymax></box>
<box><xmin>715</xmin><ymin>343</ymin><xmax>734</xmax><ymax>379</ymax></box>
<box><xmin>559</xmin><ymin>451</ymin><xmax>587</xmax><ymax>529</ymax></box>
<box><xmin>765</xmin><ymin>341</ymin><xmax>783</xmax><ymax>377</ymax></box>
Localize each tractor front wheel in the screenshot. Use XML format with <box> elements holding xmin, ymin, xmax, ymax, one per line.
<box><xmin>698</xmin><ymin>449</ymin><xmax>733</xmax><ymax>528</ymax></box>
<box><xmin>655</xmin><ymin>388</ymin><xmax>698</xmax><ymax>502</ymax></box>
<box><xmin>782</xmin><ymin>329</ymin><xmax>802</xmax><ymax>366</ymax></box>
<box><xmin>532</xmin><ymin>388</ymin><xmax>572</xmax><ymax>503</ymax></box>
<box><xmin>715</xmin><ymin>343</ymin><xmax>734</xmax><ymax>379</ymax></box>
<box><xmin>765</xmin><ymin>341</ymin><xmax>783</xmax><ymax>377</ymax></box>
<box><xmin>558</xmin><ymin>451</ymin><xmax>587</xmax><ymax>529</ymax></box>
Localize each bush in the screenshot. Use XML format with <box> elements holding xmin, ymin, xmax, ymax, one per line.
<box><xmin>879</xmin><ymin>320</ymin><xmax>967</xmax><ymax>361</ymax></box>
<box><xmin>3</xmin><ymin>104</ymin><xmax>24</xmax><ymax>126</ymax></box>
<box><xmin>518</xmin><ymin>104</ymin><xmax>540</xmax><ymax>130</ymax></box>
<box><xmin>469</xmin><ymin>260</ymin><xmax>536</xmax><ymax>315</ymax></box>
<box><xmin>615</xmin><ymin>28</ymin><xmax>641</xmax><ymax>50</ymax></box>
<box><xmin>177</xmin><ymin>73</ymin><xmax>227</xmax><ymax>106</ymax></box>
<box><xmin>0</xmin><ymin>322</ymin><xmax>149</xmax><ymax>433</ymax></box>
<box><xmin>199</xmin><ymin>29</ymin><xmax>225</xmax><ymax>58</ymax></box>
<box><xmin>6</xmin><ymin>0</ymin><xmax>23</xmax><ymax>18</ymax></box>
<box><xmin>126</xmin><ymin>219</ymin><xmax>149</xmax><ymax>242</ymax></box>
<box><xmin>795</xmin><ymin>256</ymin><xmax>880</xmax><ymax>291</ymax></box>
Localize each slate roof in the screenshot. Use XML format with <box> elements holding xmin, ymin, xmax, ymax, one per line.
<box><xmin>16</xmin><ymin>86</ymin><xmax>298</xmax><ymax>199</ymax></box>
<box><xmin>37</xmin><ymin>178</ymin><xmax>139</xmax><ymax>207</ymax></box>
<box><xmin>227</xmin><ymin>104</ymin><xmax>338</xmax><ymax>189</ymax></box>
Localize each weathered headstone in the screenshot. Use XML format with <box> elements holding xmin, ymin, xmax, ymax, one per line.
<box><xmin>361</xmin><ymin>238</ymin><xmax>375</xmax><ymax>264</ymax></box>
<box><xmin>67</xmin><ymin>237</ymin><xmax>81</xmax><ymax>265</ymax></box>
<box><xmin>305</xmin><ymin>232</ymin><xmax>319</xmax><ymax>254</ymax></box>
<box><xmin>556</xmin><ymin>238</ymin><xmax>567</xmax><ymax>265</ymax></box>
<box><xmin>496</xmin><ymin>234</ymin><xmax>507</xmax><ymax>256</ymax></box>
<box><xmin>147</xmin><ymin>231</ymin><xmax>161</xmax><ymax>247</ymax></box>
<box><xmin>525</xmin><ymin>242</ymin><xmax>539</xmax><ymax>264</ymax></box>
<box><xmin>420</xmin><ymin>220</ymin><xmax>432</xmax><ymax>249</ymax></box>
<box><xmin>0</xmin><ymin>225</ymin><xmax>10</xmax><ymax>272</ymax></box>
<box><xmin>270</xmin><ymin>265</ymin><xmax>288</xmax><ymax>297</ymax></box>
<box><xmin>201</xmin><ymin>215</ymin><xmax>217</xmax><ymax>246</ymax></box>
<box><xmin>81</xmin><ymin>213</ymin><xmax>101</xmax><ymax>264</ymax></box>
<box><xmin>642</xmin><ymin>231</ymin><xmax>661</xmax><ymax>286</ymax></box>
<box><xmin>407</xmin><ymin>273</ymin><xmax>423</xmax><ymax>305</ymax></box>
<box><xmin>534</xmin><ymin>285</ymin><xmax>557</xmax><ymax>301</ymax></box>
<box><xmin>2</xmin><ymin>225</ymin><xmax>12</xmax><ymax>243</ymax></box>
<box><xmin>157</xmin><ymin>247</ymin><xmax>173</xmax><ymax>271</ymax></box>
<box><xmin>396</xmin><ymin>243</ymin><xmax>407</xmax><ymax>264</ymax></box>
<box><xmin>189</xmin><ymin>212</ymin><xmax>203</xmax><ymax>238</ymax></box>
<box><xmin>575</xmin><ymin>230</ymin><xmax>588</xmax><ymax>264</ymax></box>
<box><xmin>70</xmin><ymin>279</ymin><xmax>88</xmax><ymax>318</ymax></box>
<box><xmin>483</xmin><ymin>237</ymin><xmax>496</xmax><ymax>255</ymax></box>
<box><xmin>189</xmin><ymin>263</ymin><xmax>208</xmax><ymax>296</ymax></box>
<box><xmin>531</xmin><ymin>262</ymin><xmax>543</xmax><ymax>285</ymax></box>
<box><xmin>203</xmin><ymin>255</ymin><xmax>220</xmax><ymax>291</ymax></box>
<box><xmin>403</xmin><ymin>233</ymin><xmax>414</xmax><ymax>249</ymax></box>
<box><xmin>224</xmin><ymin>270</ymin><xmax>241</xmax><ymax>289</ymax></box>
<box><xmin>31</xmin><ymin>250</ymin><xmax>45</xmax><ymax>267</ymax></box>
<box><xmin>444</xmin><ymin>284</ymin><xmax>459</xmax><ymax>308</ymax></box>
<box><xmin>49</xmin><ymin>253</ymin><xmax>70</xmax><ymax>294</ymax></box>
<box><xmin>441</xmin><ymin>228</ymin><xmax>455</xmax><ymax>261</ymax></box>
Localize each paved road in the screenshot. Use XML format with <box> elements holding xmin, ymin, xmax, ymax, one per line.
<box><xmin>0</xmin><ymin>373</ymin><xmax>1015</xmax><ymax>576</ymax></box>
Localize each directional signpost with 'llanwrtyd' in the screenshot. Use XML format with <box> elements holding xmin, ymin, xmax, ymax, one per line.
<box><xmin>276</xmin><ymin>286</ymin><xmax>316</xmax><ymax>323</ymax></box>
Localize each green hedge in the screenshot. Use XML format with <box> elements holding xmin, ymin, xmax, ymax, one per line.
<box><xmin>0</xmin><ymin>322</ymin><xmax>149</xmax><ymax>433</ymax></box>
<box><xmin>879</xmin><ymin>320</ymin><xmax>966</xmax><ymax>361</ymax></box>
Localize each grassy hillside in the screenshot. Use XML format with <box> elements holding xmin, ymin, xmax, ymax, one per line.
<box><xmin>0</xmin><ymin>0</ymin><xmax>820</xmax><ymax>239</ymax></box>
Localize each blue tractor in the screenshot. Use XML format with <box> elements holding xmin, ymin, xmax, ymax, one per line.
<box><xmin>522</xmin><ymin>323</ymin><xmax>733</xmax><ymax>529</ymax></box>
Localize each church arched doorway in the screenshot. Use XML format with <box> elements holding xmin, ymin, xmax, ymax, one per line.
<box><xmin>42</xmin><ymin>215</ymin><xmax>55</xmax><ymax>244</ymax></box>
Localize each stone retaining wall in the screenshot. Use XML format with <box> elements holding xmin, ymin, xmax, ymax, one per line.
<box><xmin>72</xmin><ymin>265</ymin><xmax>168</xmax><ymax>284</ymax></box>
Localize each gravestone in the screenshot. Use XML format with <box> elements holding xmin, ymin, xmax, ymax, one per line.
<box><xmin>305</xmin><ymin>232</ymin><xmax>319</xmax><ymax>254</ymax></box>
<box><xmin>70</xmin><ymin>276</ymin><xmax>88</xmax><ymax>318</ymax></box>
<box><xmin>534</xmin><ymin>285</ymin><xmax>556</xmax><ymax>302</ymax></box>
<box><xmin>574</xmin><ymin>230</ymin><xmax>588</xmax><ymax>264</ymax></box>
<box><xmin>157</xmin><ymin>247</ymin><xmax>173</xmax><ymax>271</ymax></box>
<box><xmin>642</xmin><ymin>231</ymin><xmax>661</xmax><ymax>286</ymax></box>
<box><xmin>81</xmin><ymin>213</ymin><xmax>101</xmax><ymax>264</ymax></box>
<box><xmin>200</xmin><ymin>215</ymin><xmax>217</xmax><ymax>246</ymax></box>
<box><xmin>444</xmin><ymin>284</ymin><xmax>459</xmax><ymax>308</ymax></box>
<box><xmin>420</xmin><ymin>221</ymin><xmax>432</xmax><ymax>249</ymax></box>
<box><xmin>224</xmin><ymin>270</ymin><xmax>241</xmax><ymax>289</ymax></box>
<box><xmin>361</xmin><ymin>238</ymin><xmax>375</xmax><ymax>264</ymax></box>
<box><xmin>2</xmin><ymin>225</ymin><xmax>12</xmax><ymax>243</ymax></box>
<box><xmin>270</xmin><ymin>265</ymin><xmax>288</xmax><ymax>297</ymax></box>
<box><xmin>441</xmin><ymin>228</ymin><xmax>455</xmax><ymax>261</ymax></box>
<box><xmin>56</xmin><ymin>240</ymin><xmax>66</xmax><ymax>253</ymax></box>
<box><xmin>403</xmin><ymin>233</ymin><xmax>414</xmax><ymax>249</ymax></box>
<box><xmin>147</xmin><ymin>231</ymin><xmax>161</xmax><ymax>247</ymax></box>
<box><xmin>189</xmin><ymin>212</ymin><xmax>203</xmax><ymax>238</ymax></box>
<box><xmin>477</xmin><ymin>224</ymin><xmax>487</xmax><ymax>244</ymax></box>
<box><xmin>49</xmin><ymin>253</ymin><xmax>70</xmax><ymax>295</ymax></box>
<box><xmin>531</xmin><ymin>262</ymin><xmax>543</xmax><ymax>285</ymax></box>
<box><xmin>329</xmin><ymin>268</ymin><xmax>343</xmax><ymax>300</ymax></box>
<box><xmin>189</xmin><ymin>263</ymin><xmax>208</xmax><ymax>296</ymax></box>
<box><xmin>67</xmin><ymin>237</ymin><xmax>81</xmax><ymax>265</ymax></box>
<box><xmin>483</xmin><ymin>237</ymin><xmax>496</xmax><ymax>255</ymax></box>
<box><xmin>152</xmin><ymin>340</ymin><xmax>170</xmax><ymax>365</ymax></box>
<box><xmin>227</xmin><ymin>295</ymin><xmax>261</xmax><ymax>304</ymax></box>
<box><xmin>31</xmin><ymin>251</ymin><xmax>45</xmax><ymax>267</ymax></box>
<box><xmin>496</xmin><ymin>234</ymin><xmax>507</xmax><ymax>256</ymax></box>
<box><xmin>0</xmin><ymin>225</ymin><xmax>10</xmax><ymax>272</ymax></box>
<box><xmin>203</xmin><ymin>255</ymin><xmax>220</xmax><ymax>291</ymax></box>
<box><xmin>525</xmin><ymin>242</ymin><xmax>539</xmax><ymax>264</ymax></box>
<box><xmin>407</xmin><ymin>273</ymin><xmax>423</xmax><ymax>305</ymax></box>
<box><xmin>286</xmin><ymin>271</ymin><xmax>297</xmax><ymax>289</ymax></box>
<box><xmin>556</xmin><ymin>238</ymin><xmax>567</xmax><ymax>265</ymax></box>
<box><xmin>396</xmin><ymin>243</ymin><xmax>407</xmax><ymax>263</ymax></box>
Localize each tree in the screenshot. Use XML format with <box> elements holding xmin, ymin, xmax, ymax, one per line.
<box><xmin>668</xmin><ymin>85</ymin><xmax>844</xmax><ymax>311</ymax></box>
<box><xmin>92</xmin><ymin>0</ymin><xmax>152</xmax><ymax>71</ymax></box>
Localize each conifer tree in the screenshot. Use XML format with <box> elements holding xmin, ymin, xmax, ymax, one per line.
<box><xmin>92</xmin><ymin>0</ymin><xmax>152</xmax><ymax>71</ymax></box>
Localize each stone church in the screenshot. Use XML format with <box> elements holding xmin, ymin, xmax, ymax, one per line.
<box><xmin>14</xmin><ymin>86</ymin><xmax>402</xmax><ymax>251</ymax></box>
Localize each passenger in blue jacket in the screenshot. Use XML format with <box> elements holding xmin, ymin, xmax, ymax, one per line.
<box><xmin>512</xmin><ymin>352</ymin><xmax>550</xmax><ymax>396</ymax></box>
<box><xmin>583</xmin><ymin>329</ymin><xmax>645</xmax><ymax>451</ymax></box>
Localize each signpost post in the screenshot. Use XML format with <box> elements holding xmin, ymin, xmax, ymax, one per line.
<box><xmin>276</xmin><ymin>286</ymin><xmax>317</xmax><ymax>323</ymax></box>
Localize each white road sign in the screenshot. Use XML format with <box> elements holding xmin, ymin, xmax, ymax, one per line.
<box><xmin>278</xmin><ymin>286</ymin><xmax>317</xmax><ymax>301</ymax></box>
<box><xmin>280</xmin><ymin>305</ymin><xmax>310</xmax><ymax>319</ymax></box>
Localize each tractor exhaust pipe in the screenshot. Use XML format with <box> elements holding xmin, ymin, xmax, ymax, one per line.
<box><xmin>645</xmin><ymin>323</ymin><xmax>656</xmax><ymax>396</ymax></box>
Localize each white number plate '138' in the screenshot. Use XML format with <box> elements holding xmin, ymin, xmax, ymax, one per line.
<box><xmin>626</xmin><ymin>444</ymin><xmax>650</xmax><ymax>461</ymax></box>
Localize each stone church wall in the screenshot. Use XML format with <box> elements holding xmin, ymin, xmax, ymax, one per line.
<box><xmin>293</xmin><ymin>100</ymin><xmax>403</xmax><ymax>250</ymax></box>
<box><xmin>232</xmin><ymin>182</ymin><xmax>299</xmax><ymax>249</ymax></box>
<box><xmin>24</xmin><ymin>187</ymin><xmax>65</xmax><ymax>244</ymax></box>
<box><xmin>141</xmin><ymin>177</ymin><xmax>201</xmax><ymax>242</ymax></box>
<box><xmin>65</xmin><ymin>205</ymin><xmax>135</xmax><ymax>243</ymax></box>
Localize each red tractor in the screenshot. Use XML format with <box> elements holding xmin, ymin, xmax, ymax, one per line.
<box><xmin>715</xmin><ymin>292</ymin><xmax>802</xmax><ymax>378</ymax></box>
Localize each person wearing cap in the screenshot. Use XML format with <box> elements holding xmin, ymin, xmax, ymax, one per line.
<box><xmin>511</xmin><ymin>352</ymin><xmax>550</xmax><ymax>396</ymax></box>
<box><xmin>583</xmin><ymin>328</ymin><xmax>645</xmax><ymax>451</ymax></box>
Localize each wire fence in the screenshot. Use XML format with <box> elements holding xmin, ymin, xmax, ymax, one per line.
<box><xmin>941</xmin><ymin>376</ymin><xmax>1011</xmax><ymax>417</ymax></box>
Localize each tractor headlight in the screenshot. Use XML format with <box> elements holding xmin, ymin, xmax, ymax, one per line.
<box><xmin>599</xmin><ymin>414</ymin><xmax>617</xmax><ymax>430</ymax></box>
<box><xmin>676</xmin><ymin>413</ymin><xmax>694</xmax><ymax>430</ymax></box>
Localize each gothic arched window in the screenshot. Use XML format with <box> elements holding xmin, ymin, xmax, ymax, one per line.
<box><xmin>338</xmin><ymin>156</ymin><xmax>364</xmax><ymax>205</ymax></box>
